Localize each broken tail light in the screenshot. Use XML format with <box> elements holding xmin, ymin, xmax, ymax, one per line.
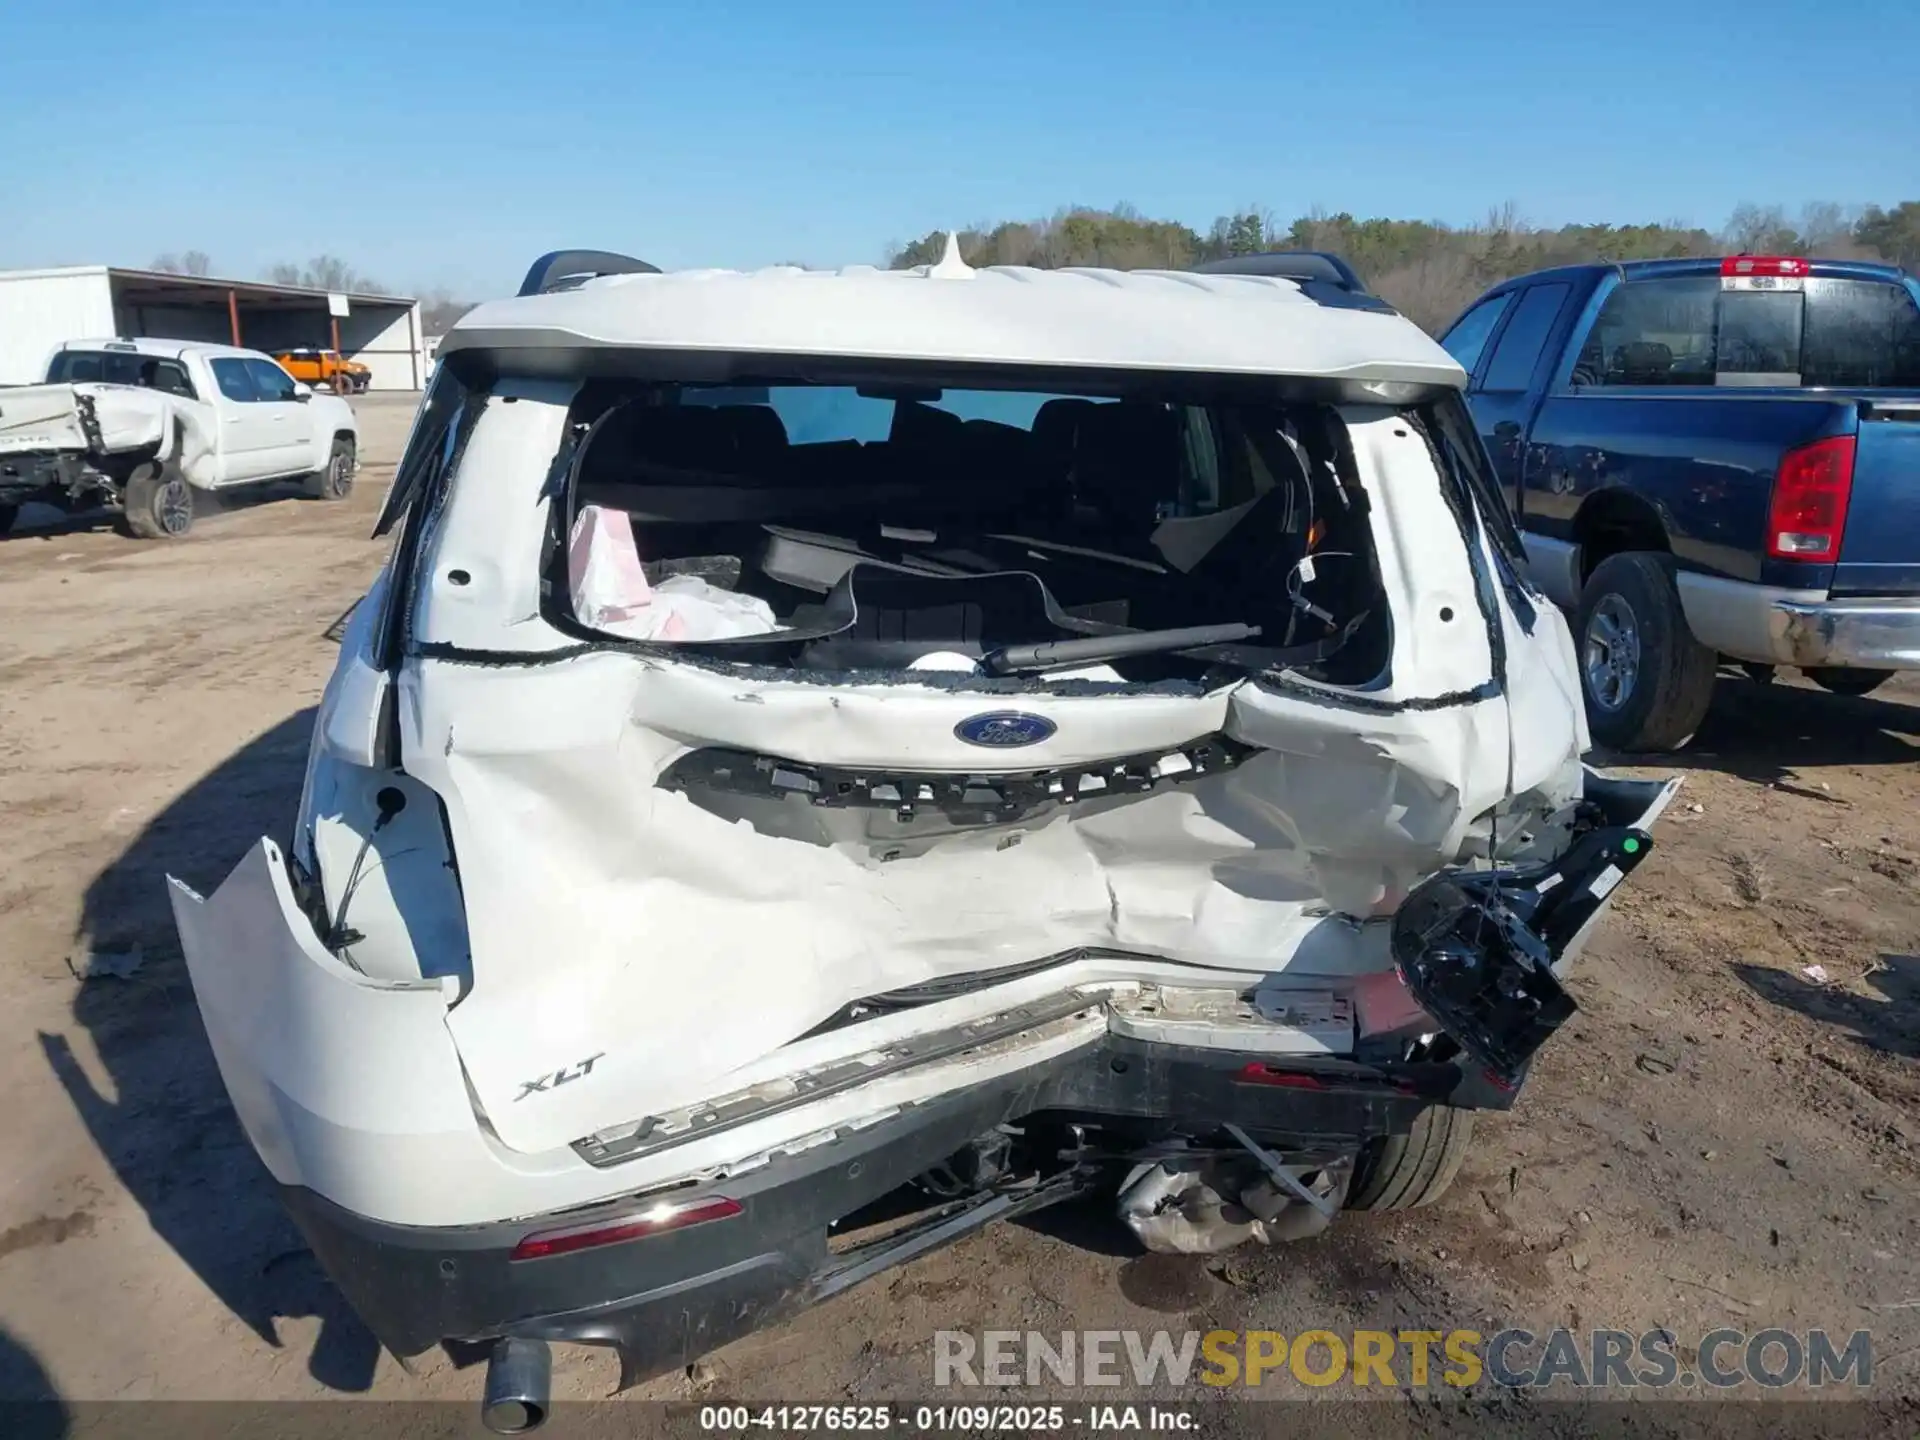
<box><xmin>510</xmin><ymin>1195</ymin><xmax>742</xmax><ymax>1261</ymax></box>
<box><xmin>1391</xmin><ymin>825</ymin><xmax>1653</xmax><ymax>1085</ymax></box>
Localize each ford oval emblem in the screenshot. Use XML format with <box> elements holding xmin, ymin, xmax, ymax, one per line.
<box><xmin>955</xmin><ymin>711</ymin><xmax>1057</xmax><ymax>748</ymax></box>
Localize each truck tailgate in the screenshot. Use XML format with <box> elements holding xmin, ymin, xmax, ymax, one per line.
<box><xmin>0</xmin><ymin>385</ymin><xmax>91</xmax><ymax>456</ymax></box>
<box><xmin>1834</xmin><ymin>396</ymin><xmax>1920</xmax><ymax>596</ymax></box>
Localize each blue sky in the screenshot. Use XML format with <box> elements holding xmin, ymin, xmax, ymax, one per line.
<box><xmin>4</xmin><ymin>0</ymin><xmax>1915</xmax><ymax>298</ymax></box>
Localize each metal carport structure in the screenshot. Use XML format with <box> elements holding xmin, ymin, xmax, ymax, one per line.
<box><xmin>0</xmin><ymin>266</ymin><xmax>425</xmax><ymax>391</ymax></box>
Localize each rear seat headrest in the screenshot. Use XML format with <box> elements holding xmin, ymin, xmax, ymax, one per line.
<box><xmin>1031</xmin><ymin>397</ymin><xmax>1097</xmax><ymax>461</ymax></box>
<box><xmin>1069</xmin><ymin>402</ymin><xmax>1182</xmax><ymax>529</ymax></box>
<box><xmin>711</xmin><ymin>404</ymin><xmax>790</xmax><ymax>468</ymax></box>
<box><xmin>889</xmin><ymin>400</ymin><xmax>965</xmax><ymax>449</ymax></box>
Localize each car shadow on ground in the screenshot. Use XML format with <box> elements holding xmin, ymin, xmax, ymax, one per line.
<box><xmin>3</xmin><ymin>482</ymin><xmax>322</xmax><ymax>542</ymax></box>
<box><xmin>1732</xmin><ymin>952</ymin><xmax>1920</xmax><ymax>1063</ymax></box>
<box><xmin>45</xmin><ymin>706</ymin><xmax>384</xmax><ymax>1393</ymax></box>
<box><xmin>0</xmin><ymin>1326</ymin><xmax>70</xmax><ymax>1438</ymax></box>
<box><xmin>1598</xmin><ymin>672</ymin><xmax>1920</xmax><ymax>790</ymax></box>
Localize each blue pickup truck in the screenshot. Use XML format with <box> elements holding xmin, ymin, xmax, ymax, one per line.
<box><xmin>1441</xmin><ymin>255</ymin><xmax>1920</xmax><ymax>751</ymax></box>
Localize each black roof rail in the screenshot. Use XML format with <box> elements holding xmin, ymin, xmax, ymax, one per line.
<box><xmin>1190</xmin><ymin>250</ymin><xmax>1369</xmax><ymax>291</ymax></box>
<box><xmin>1189</xmin><ymin>250</ymin><xmax>1398</xmax><ymax>315</ymax></box>
<box><xmin>518</xmin><ymin>249</ymin><xmax>661</xmax><ymax>297</ymax></box>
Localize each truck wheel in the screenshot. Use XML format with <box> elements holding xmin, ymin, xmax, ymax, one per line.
<box><xmin>1575</xmin><ymin>552</ymin><xmax>1716</xmax><ymax>752</ymax></box>
<box><xmin>120</xmin><ymin>462</ymin><xmax>194</xmax><ymax>539</ymax></box>
<box><xmin>1810</xmin><ymin>667</ymin><xmax>1893</xmax><ymax>698</ymax></box>
<box><xmin>1347</xmin><ymin>1106</ymin><xmax>1474</xmax><ymax>1210</ymax></box>
<box><xmin>306</xmin><ymin>436</ymin><xmax>355</xmax><ymax>501</ymax></box>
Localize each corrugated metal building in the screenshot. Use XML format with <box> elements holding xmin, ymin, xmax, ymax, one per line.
<box><xmin>0</xmin><ymin>266</ymin><xmax>425</xmax><ymax>390</ymax></box>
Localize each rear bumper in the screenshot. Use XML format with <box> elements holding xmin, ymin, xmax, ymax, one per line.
<box><xmin>1770</xmin><ymin>596</ymin><xmax>1920</xmax><ymax>669</ymax></box>
<box><xmin>278</xmin><ymin>1036</ymin><xmax>1456</xmax><ymax>1380</ymax></box>
<box><xmin>1676</xmin><ymin>572</ymin><xmax>1920</xmax><ymax>669</ymax></box>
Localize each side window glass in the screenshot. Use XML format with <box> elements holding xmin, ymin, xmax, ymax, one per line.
<box><xmin>66</xmin><ymin>354</ymin><xmax>104</xmax><ymax>383</ymax></box>
<box><xmin>1439</xmin><ymin>294</ymin><xmax>1514</xmax><ymax>377</ymax></box>
<box><xmin>210</xmin><ymin>359</ymin><xmax>258</xmax><ymax>403</ymax></box>
<box><xmin>1573</xmin><ymin>277</ymin><xmax>1718</xmax><ymax>386</ymax></box>
<box><xmin>1480</xmin><ymin>284</ymin><xmax>1572</xmax><ymax>393</ymax></box>
<box><xmin>246</xmin><ymin>358</ymin><xmax>298</xmax><ymax>402</ymax></box>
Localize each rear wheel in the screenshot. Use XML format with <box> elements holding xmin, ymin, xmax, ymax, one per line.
<box><xmin>306</xmin><ymin>435</ymin><xmax>355</xmax><ymax>501</ymax></box>
<box><xmin>1809</xmin><ymin>667</ymin><xmax>1893</xmax><ymax>698</ymax></box>
<box><xmin>120</xmin><ymin>462</ymin><xmax>193</xmax><ymax>539</ymax></box>
<box><xmin>1347</xmin><ymin>1106</ymin><xmax>1475</xmax><ymax>1211</ymax></box>
<box><xmin>1575</xmin><ymin>552</ymin><xmax>1717</xmax><ymax>752</ymax></box>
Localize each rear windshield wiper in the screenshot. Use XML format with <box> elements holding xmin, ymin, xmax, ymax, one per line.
<box><xmin>982</xmin><ymin>623</ymin><xmax>1261</xmax><ymax>675</ymax></box>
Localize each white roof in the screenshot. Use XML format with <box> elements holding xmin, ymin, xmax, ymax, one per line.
<box><xmin>60</xmin><ymin>336</ymin><xmax>266</xmax><ymax>362</ymax></box>
<box><xmin>443</xmin><ymin>257</ymin><xmax>1465</xmax><ymax>390</ymax></box>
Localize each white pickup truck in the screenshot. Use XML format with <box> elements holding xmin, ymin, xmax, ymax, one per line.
<box><xmin>0</xmin><ymin>338</ymin><xmax>359</xmax><ymax>538</ymax></box>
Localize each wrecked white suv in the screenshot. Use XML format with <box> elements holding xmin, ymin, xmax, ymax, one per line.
<box><xmin>171</xmin><ymin>245</ymin><xmax>1674</xmax><ymax>1428</ymax></box>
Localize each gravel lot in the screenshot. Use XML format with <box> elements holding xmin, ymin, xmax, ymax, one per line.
<box><xmin>0</xmin><ymin>392</ymin><xmax>1914</xmax><ymax>1423</ymax></box>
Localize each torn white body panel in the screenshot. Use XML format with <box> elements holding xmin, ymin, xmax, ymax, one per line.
<box><xmin>172</xmin><ymin>838</ymin><xmax>1362</xmax><ymax>1224</ymax></box>
<box><xmin>170</xmin><ymin>274</ymin><xmax>1665</xmax><ymax>1239</ymax></box>
<box><xmin>353</xmin><ymin>388</ymin><xmax>1589</xmax><ymax>1158</ymax></box>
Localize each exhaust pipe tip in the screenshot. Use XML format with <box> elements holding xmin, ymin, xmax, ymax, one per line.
<box><xmin>481</xmin><ymin>1337</ymin><xmax>552</xmax><ymax>1434</ymax></box>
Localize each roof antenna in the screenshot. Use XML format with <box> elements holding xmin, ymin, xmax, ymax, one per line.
<box><xmin>928</xmin><ymin>231</ymin><xmax>975</xmax><ymax>280</ymax></box>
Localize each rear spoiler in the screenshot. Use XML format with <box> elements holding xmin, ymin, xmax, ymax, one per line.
<box><xmin>1190</xmin><ymin>251</ymin><xmax>1397</xmax><ymax>315</ymax></box>
<box><xmin>517</xmin><ymin>250</ymin><xmax>661</xmax><ymax>297</ymax></box>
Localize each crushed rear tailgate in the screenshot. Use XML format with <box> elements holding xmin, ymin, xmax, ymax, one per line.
<box><xmin>0</xmin><ymin>384</ymin><xmax>93</xmax><ymax>455</ymax></box>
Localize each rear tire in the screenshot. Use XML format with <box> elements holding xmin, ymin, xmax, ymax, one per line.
<box><xmin>1347</xmin><ymin>1106</ymin><xmax>1475</xmax><ymax>1211</ymax></box>
<box><xmin>306</xmin><ymin>436</ymin><xmax>355</xmax><ymax>501</ymax></box>
<box><xmin>1575</xmin><ymin>552</ymin><xmax>1717</xmax><ymax>752</ymax></box>
<box><xmin>1809</xmin><ymin>667</ymin><xmax>1893</xmax><ymax>698</ymax></box>
<box><xmin>120</xmin><ymin>462</ymin><xmax>194</xmax><ymax>539</ymax></box>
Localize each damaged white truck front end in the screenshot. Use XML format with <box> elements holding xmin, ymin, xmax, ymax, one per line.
<box><xmin>170</xmin><ymin>251</ymin><xmax>1673</xmax><ymax>1419</ymax></box>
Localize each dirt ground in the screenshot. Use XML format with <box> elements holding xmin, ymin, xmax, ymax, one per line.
<box><xmin>0</xmin><ymin>394</ymin><xmax>1915</xmax><ymax>1424</ymax></box>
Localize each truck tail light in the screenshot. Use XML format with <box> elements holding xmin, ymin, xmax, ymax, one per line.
<box><xmin>509</xmin><ymin>1195</ymin><xmax>741</xmax><ymax>1261</ymax></box>
<box><xmin>1767</xmin><ymin>435</ymin><xmax>1856</xmax><ymax>563</ymax></box>
<box><xmin>1722</xmin><ymin>256</ymin><xmax>1809</xmax><ymax>278</ymax></box>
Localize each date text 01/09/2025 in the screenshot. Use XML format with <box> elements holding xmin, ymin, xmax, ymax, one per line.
<box><xmin>697</xmin><ymin>1405</ymin><xmax>1199</xmax><ymax>1431</ymax></box>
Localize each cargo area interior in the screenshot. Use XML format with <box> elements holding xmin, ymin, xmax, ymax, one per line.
<box><xmin>555</xmin><ymin>380</ymin><xmax>1395</xmax><ymax>686</ymax></box>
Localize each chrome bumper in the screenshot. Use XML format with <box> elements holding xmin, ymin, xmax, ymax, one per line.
<box><xmin>1676</xmin><ymin>573</ymin><xmax>1920</xmax><ymax>670</ymax></box>
<box><xmin>1771</xmin><ymin>597</ymin><xmax>1920</xmax><ymax>669</ymax></box>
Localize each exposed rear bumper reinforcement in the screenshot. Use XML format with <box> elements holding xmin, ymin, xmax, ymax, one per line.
<box><xmin>228</xmin><ymin>777</ymin><xmax>1677</xmax><ymax>1395</ymax></box>
<box><xmin>658</xmin><ymin>734</ymin><xmax>1253</xmax><ymax>826</ymax></box>
<box><xmin>278</xmin><ymin>1034</ymin><xmax>1453</xmax><ymax>1379</ymax></box>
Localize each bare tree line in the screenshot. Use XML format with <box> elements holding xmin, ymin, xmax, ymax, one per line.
<box><xmin>890</xmin><ymin>200</ymin><xmax>1920</xmax><ymax>334</ymax></box>
<box><xmin>143</xmin><ymin>198</ymin><xmax>1920</xmax><ymax>344</ymax></box>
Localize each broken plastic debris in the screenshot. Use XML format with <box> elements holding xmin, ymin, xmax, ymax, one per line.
<box><xmin>1801</xmin><ymin>964</ymin><xmax>1831</xmax><ymax>984</ymax></box>
<box><xmin>568</xmin><ymin>503</ymin><xmax>662</xmax><ymax>631</ymax></box>
<box><xmin>567</xmin><ymin>504</ymin><xmax>779</xmax><ymax>642</ymax></box>
<box><xmin>71</xmin><ymin>945</ymin><xmax>144</xmax><ymax>981</ymax></box>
